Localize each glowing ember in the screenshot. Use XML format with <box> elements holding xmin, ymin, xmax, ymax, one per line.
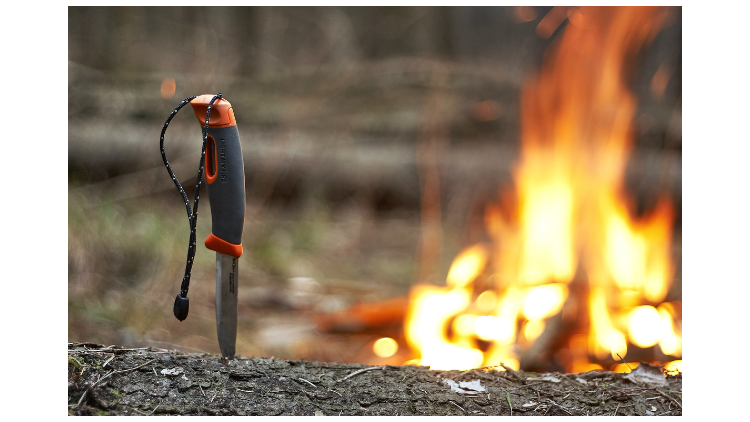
<box><xmin>664</xmin><ymin>360</ymin><xmax>682</xmax><ymax>375</ymax></box>
<box><xmin>628</xmin><ymin>305</ymin><xmax>662</xmax><ymax>348</ymax></box>
<box><xmin>404</xmin><ymin>7</ymin><xmax>680</xmax><ymax>372</ymax></box>
<box><xmin>373</xmin><ymin>337</ymin><xmax>399</xmax><ymax>358</ymax></box>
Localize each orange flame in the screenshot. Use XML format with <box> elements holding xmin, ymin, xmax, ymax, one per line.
<box><xmin>404</xmin><ymin>7</ymin><xmax>680</xmax><ymax>372</ymax></box>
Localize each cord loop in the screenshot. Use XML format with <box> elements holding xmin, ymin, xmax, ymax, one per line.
<box><xmin>159</xmin><ymin>93</ymin><xmax>223</xmax><ymax>320</ymax></box>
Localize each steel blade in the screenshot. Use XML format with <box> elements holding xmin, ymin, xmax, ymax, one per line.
<box><xmin>216</xmin><ymin>252</ymin><xmax>238</xmax><ymax>358</ymax></box>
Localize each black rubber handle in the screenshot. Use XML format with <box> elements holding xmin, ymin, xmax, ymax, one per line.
<box><xmin>206</xmin><ymin>125</ymin><xmax>245</xmax><ymax>238</ymax></box>
<box><xmin>190</xmin><ymin>96</ymin><xmax>246</xmax><ymax>258</ymax></box>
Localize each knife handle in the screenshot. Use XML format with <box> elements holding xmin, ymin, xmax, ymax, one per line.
<box><xmin>190</xmin><ymin>95</ymin><xmax>246</xmax><ymax>258</ymax></box>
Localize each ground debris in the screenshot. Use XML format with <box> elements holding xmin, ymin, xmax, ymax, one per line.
<box><xmin>623</xmin><ymin>362</ymin><xmax>669</xmax><ymax>387</ymax></box>
<box><xmin>68</xmin><ymin>342</ymin><xmax>681</xmax><ymax>416</ymax></box>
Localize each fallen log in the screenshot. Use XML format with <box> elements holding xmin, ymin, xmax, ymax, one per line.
<box><xmin>314</xmin><ymin>296</ymin><xmax>410</xmax><ymax>333</ymax></box>
<box><xmin>68</xmin><ymin>342</ymin><xmax>681</xmax><ymax>416</ymax></box>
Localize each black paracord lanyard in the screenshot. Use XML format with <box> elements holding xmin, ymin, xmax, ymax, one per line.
<box><xmin>159</xmin><ymin>93</ymin><xmax>223</xmax><ymax>321</ymax></box>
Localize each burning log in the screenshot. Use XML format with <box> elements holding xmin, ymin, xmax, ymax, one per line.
<box><xmin>68</xmin><ymin>343</ymin><xmax>681</xmax><ymax>416</ymax></box>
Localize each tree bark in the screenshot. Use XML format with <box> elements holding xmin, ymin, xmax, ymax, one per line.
<box><xmin>68</xmin><ymin>342</ymin><xmax>681</xmax><ymax>416</ymax></box>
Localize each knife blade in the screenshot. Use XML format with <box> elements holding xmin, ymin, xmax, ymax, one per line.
<box><xmin>215</xmin><ymin>252</ymin><xmax>238</xmax><ymax>358</ymax></box>
<box><xmin>190</xmin><ymin>95</ymin><xmax>246</xmax><ymax>359</ymax></box>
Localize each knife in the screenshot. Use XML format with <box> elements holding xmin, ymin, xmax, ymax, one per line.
<box><xmin>189</xmin><ymin>95</ymin><xmax>246</xmax><ymax>359</ymax></box>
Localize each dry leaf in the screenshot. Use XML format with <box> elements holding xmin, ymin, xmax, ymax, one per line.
<box><xmin>623</xmin><ymin>362</ymin><xmax>667</xmax><ymax>387</ymax></box>
<box><xmin>442</xmin><ymin>378</ymin><xmax>486</xmax><ymax>394</ymax></box>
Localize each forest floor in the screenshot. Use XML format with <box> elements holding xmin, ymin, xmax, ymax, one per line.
<box><xmin>68</xmin><ymin>342</ymin><xmax>682</xmax><ymax>416</ymax></box>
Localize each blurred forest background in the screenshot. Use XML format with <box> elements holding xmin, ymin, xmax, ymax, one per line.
<box><xmin>68</xmin><ymin>6</ymin><xmax>681</xmax><ymax>364</ymax></box>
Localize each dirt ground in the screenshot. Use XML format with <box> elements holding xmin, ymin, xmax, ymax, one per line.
<box><xmin>68</xmin><ymin>342</ymin><xmax>681</xmax><ymax>416</ymax></box>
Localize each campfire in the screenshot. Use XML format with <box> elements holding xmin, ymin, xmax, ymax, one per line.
<box><xmin>357</xmin><ymin>7</ymin><xmax>681</xmax><ymax>374</ymax></box>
